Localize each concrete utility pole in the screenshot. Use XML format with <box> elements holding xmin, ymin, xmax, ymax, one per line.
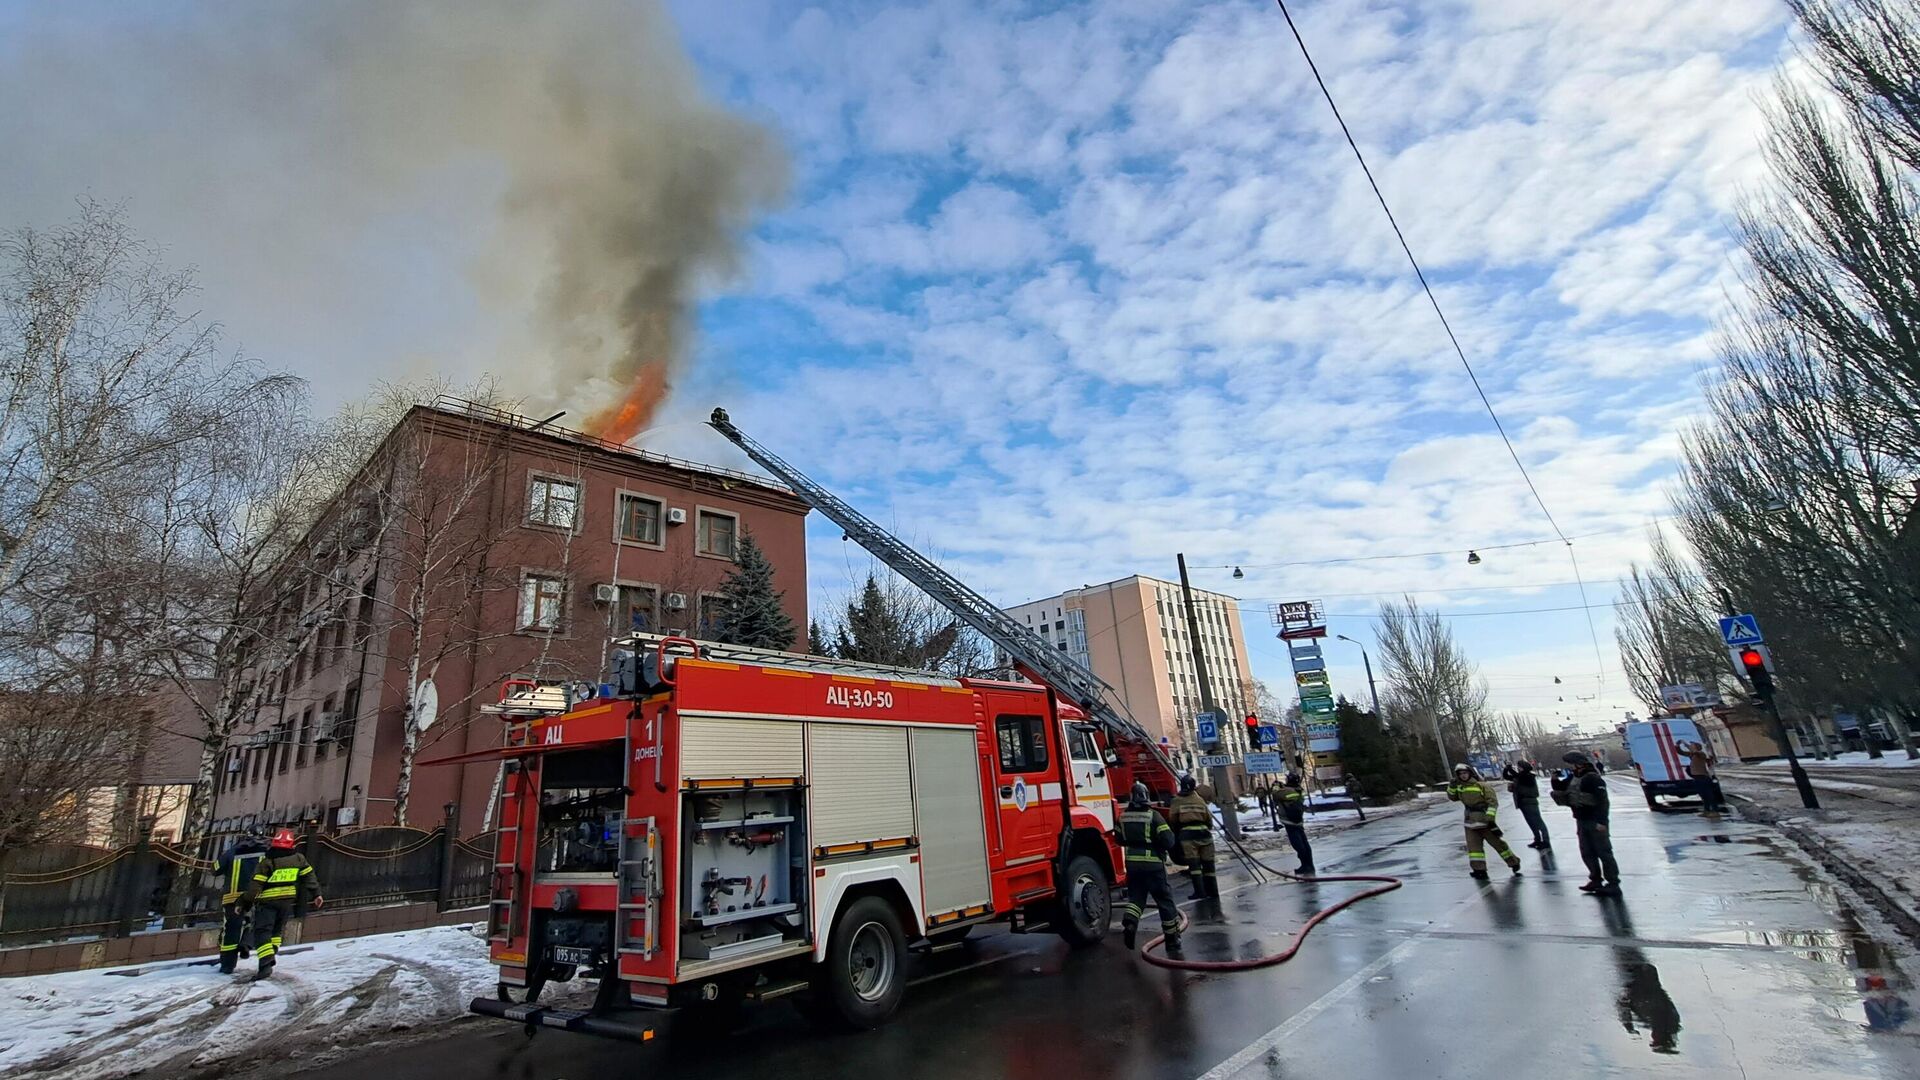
<box><xmin>1176</xmin><ymin>554</ymin><xmax>1242</xmax><ymax>840</ymax></box>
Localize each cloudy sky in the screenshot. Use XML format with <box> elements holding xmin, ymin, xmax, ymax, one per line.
<box><xmin>0</xmin><ymin>1</ymin><xmax>1796</xmax><ymax>729</ymax></box>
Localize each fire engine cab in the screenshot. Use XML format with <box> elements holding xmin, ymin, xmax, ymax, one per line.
<box><xmin>451</xmin><ymin>634</ymin><xmax>1168</xmax><ymax>1038</ymax></box>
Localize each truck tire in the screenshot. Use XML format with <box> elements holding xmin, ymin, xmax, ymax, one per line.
<box><xmin>813</xmin><ymin>895</ymin><xmax>907</xmax><ymax>1030</ymax></box>
<box><xmin>1055</xmin><ymin>855</ymin><xmax>1111</xmax><ymax>948</ymax></box>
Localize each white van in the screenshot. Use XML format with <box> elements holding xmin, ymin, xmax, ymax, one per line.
<box><xmin>1625</xmin><ymin>718</ymin><xmax>1708</xmax><ymax>809</ymax></box>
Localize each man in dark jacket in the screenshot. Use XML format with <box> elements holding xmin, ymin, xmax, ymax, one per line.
<box><xmin>1278</xmin><ymin>772</ymin><xmax>1314</xmax><ymax>875</ymax></box>
<box><xmin>244</xmin><ymin>828</ymin><xmax>325</xmax><ymax>980</ymax></box>
<box><xmin>1562</xmin><ymin>752</ymin><xmax>1620</xmax><ymax>896</ymax></box>
<box><xmin>213</xmin><ymin>830</ymin><xmax>269</xmax><ymax>974</ymax></box>
<box><xmin>1118</xmin><ymin>783</ymin><xmax>1184</xmax><ymax>956</ymax></box>
<box><xmin>1502</xmin><ymin>761</ymin><xmax>1551</xmax><ymax>849</ymax></box>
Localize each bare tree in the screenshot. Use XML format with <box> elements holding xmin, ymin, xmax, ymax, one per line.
<box><xmin>1671</xmin><ymin>2</ymin><xmax>1920</xmax><ymax>753</ymax></box>
<box><xmin>1375</xmin><ymin>596</ymin><xmax>1489</xmax><ymax>764</ymax></box>
<box><xmin>1614</xmin><ymin>528</ymin><xmax>1736</xmax><ymax>713</ymax></box>
<box><xmin>0</xmin><ymin>203</ymin><xmax>298</xmax><ymax>857</ymax></box>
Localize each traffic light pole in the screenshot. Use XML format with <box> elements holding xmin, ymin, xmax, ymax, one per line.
<box><xmin>1722</xmin><ymin>591</ymin><xmax>1817</xmax><ymax>809</ymax></box>
<box><xmin>1762</xmin><ymin>692</ymin><xmax>1819</xmax><ymax>810</ymax></box>
<box><xmin>1176</xmin><ymin>554</ymin><xmax>1242</xmax><ymax>841</ymax></box>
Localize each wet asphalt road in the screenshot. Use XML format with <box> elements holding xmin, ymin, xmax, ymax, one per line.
<box><xmin>282</xmin><ymin>778</ymin><xmax>1920</xmax><ymax>1079</ymax></box>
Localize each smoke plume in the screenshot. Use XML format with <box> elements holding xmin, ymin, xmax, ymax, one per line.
<box><xmin>0</xmin><ymin>1</ymin><xmax>786</xmax><ymax>438</ymax></box>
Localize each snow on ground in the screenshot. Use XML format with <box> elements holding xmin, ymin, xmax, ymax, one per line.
<box><xmin>0</xmin><ymin>923</ymin><xmax>508</xmax><ymax>1080</ymax></box>
<box><xmin>1747</xmin><ymin>750</ymin><xmax>1920</xmax><ymax>769</ymax></box>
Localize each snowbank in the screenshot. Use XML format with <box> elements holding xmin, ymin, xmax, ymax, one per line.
<box><xmin>1747</xmin><ymin>750</ymin><xmax>1920</xmax><ymax>769</ymax></box>
<box><xmin>0</xmin><ymin>923</ymin><xmax>499</xmax><ymax>1079</ymax></box>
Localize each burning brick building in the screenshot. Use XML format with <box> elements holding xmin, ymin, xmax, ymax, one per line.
<box><xmin>208</xmin><ymin>400</ymin><xmax>809</xmax><ymax>836</ymax></box>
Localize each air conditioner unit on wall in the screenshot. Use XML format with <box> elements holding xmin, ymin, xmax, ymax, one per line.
<box><xmin>593</xmin><ymin>583</ymin><xmax>619</xmax><ymax>604</ymax></box>
<box><xmin>666</xmin><ymin>507</ymin><xmax>687</xmax><ymax>525</ymax></box>
<box><xmin>315</xmin><ymin>711</ymin><xmax>340</xmax><ymax>741</ymax></box>
<box><xmin>664</xmin><ymin>592</ymin><xmax>688</xmax><ymax>610</ymax></box>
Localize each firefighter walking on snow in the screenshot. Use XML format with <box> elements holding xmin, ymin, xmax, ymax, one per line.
<box><xmin>214</xmin><ymin>829</ymin><xmax>269</xmax><ymax>974</ymax></box>
<box><xmin>1168</xmin><ymin>775</ymin><xmax>1218</xmax><ymax>900</ymax></box>
<box><xmin>1119</xmin><ymin>782</ymin><xmax>1185</xmax><ymax>958</ymax></box>
<box><xmin>1447</xmin><ymin>764</ymin><xmax>1522</xmax><ymax>880</ymax></box>
<box><xmin>243</xmin><ymin>828</ymin><xmax>324</xmax><ymax>980</ymax></box>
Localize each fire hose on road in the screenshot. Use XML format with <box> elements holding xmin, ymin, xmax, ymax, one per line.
<box><xmin>1138</xmin><ymin>835</ymin><xmax>1403</xmax><ymax>972</ymax></box>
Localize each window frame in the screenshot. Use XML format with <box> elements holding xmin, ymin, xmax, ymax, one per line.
<box><xmin>518</xmin><ymin>570</ymin><xmax>570</xmax><ymax>634</ymax></box>
<box><xmin>696</xmin><ymin>590</ymin><xmax>727</xmax><ymax>639</ymax></box>
<box><xmin>525</xmin><ymin>471</ymin><xmax>583</xmax><ymax>533</ymax></box>
<box><xmin>613</xmin><ymin>488</ymin><xmax>667</xmax><ymax>550</ymax></box>
<box><xmin>610</xmin><ymin>579</ymin><xmax>662</xmax><ymax>634</ymax></box>
<box><xmin>694</xmin><ymin>506</ymin><xmax>740</xmax><ymax>561</ymax></box>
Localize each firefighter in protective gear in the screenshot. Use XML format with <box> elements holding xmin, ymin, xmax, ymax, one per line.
<box><xmin>214</xmin><ymin>829</ymin><xmax>270</xmax><ymax>974</ymax></box>
<box><xmin>1448</xmin><ymin>764</ymin><xmax>1522</xmax><ymax>880</ymax></box>
<box><xmin>1119</xmin><ymin>782</ymin><xmax>1184</xmax><ymax>957</ymax></box>
<box><xmin>1167</xmin><ymin>774</ymin><xmax>1218</xmax><ymax>900</ymax></box>
<box><xmin>243</xmin><ymin>828</ymin><xmax>324</xmax><ymax>980</ymax></box>
<box><xmin>1278</xmin><ymin>772</ymin><xmax>1315</xmax><ymax>874</ymax></box>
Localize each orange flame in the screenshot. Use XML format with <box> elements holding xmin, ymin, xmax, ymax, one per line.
<box><xmin>586</xmin><ymin>360</ymin><xmax>671</xmax><ymax>445</ymax></box>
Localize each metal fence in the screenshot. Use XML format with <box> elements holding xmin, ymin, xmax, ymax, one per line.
<box><xmin>0</xmin><ymin>825</ymin><xmax>497</xmax><ymax>948</ymax></box>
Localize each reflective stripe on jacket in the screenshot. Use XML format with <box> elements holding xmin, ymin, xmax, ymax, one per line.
<box><xmin>1448</xmin><ymin>782</ymin><xmax>1496</xmax><ymax>815</ymax></box>
<box><xmin>1119</xmin><ymin>808</ymin><xmax>1176</xmax><ymax>865</ymax></box>
<box><xmin>1167</xmin><ymin>793</ymin><xmax>1212</xmax><ymax>839</ymax></box>
<box><xmin>247</xmin><ymin>851</ymin><xmax>320</xmax><ymax>904</ymax></box>
<box><xmin>219</xmin><ymin>848</ymin><xmax>265</xmax><ymax>905</ymax></box>
<box><xmin>1279</xmin><ymin>785</ymin><xmax>1306</xmax><ymax>824</ymax></box>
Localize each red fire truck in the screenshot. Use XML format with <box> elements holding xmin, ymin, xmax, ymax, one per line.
<box><xmin>454</xmin><ymin>635</ymin><xmax>1173</xmax><ymax>1038</ymax></box>
<box><xmin>454</xmin><ymin>410</ymin><xmax>1183</xmax><ymax>1038</ymax></box>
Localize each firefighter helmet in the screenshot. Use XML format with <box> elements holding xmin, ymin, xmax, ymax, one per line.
<box><xmin>269</xmin><ymin>827</ymin><xmax>298</xmax><ymax>850</ymax></box>
<box><xmin>1128</xmin><ymin>781</ymin><xmax>1151</xmax><ymax>809</ymax></box>
<box><xmin>1178</xmin><ymin>774</ymin><xmax>1197</xmax><ymax>796</ymax></box>
<box><xmin>1453</xmin><ymin>762</ymin><xmax>1473</xmax><ymax>777</ymax></box>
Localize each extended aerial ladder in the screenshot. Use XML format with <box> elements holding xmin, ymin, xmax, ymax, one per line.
<box><xmin>707</xmin><ymin>408</ymin><xmax>1179</xmax><ymax>796</ymax></box>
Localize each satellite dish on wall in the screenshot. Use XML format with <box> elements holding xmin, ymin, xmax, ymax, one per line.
<box><xmin>414</xmin><ymin>680</ymin><xmax>439</xmax><ymax>732</ymax></box>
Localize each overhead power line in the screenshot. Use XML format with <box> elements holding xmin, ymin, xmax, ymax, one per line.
<box><xmin>1267</xmin><ymin>0</ymin><xmax>1610</xmax><ymax>686</ymax></box>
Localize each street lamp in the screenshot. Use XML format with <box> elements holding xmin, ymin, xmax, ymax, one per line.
<box><xmin>1333</xmin><ymin>634</ymin><xmax>1382</xmax><ymax>721</ymax></box>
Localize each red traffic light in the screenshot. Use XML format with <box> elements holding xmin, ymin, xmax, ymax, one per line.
<box><xmin>1244</xmin><ymin>713</ymin><xmax>1260</xmax><ymax>730</ymax></box>
<box><xmin>1739</xmin><ymin>648</ymin><xmax>1764</xmax><ymax>668</ymax></box>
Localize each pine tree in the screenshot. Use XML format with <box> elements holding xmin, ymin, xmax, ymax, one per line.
<box><xmin>713</xmin><ymin>527</ymin><xmax>796</xmax><ymax>650</ymax></box>
<box><xmin>807</xmin><ymin>619</ymin><xmax>833</xmax><ymax>656</ymax></box>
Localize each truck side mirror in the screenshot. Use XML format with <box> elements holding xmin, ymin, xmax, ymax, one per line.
<box><xmin>1103</xmin><ymin>750</ymin><xmax>1121</xmax><ymax>767</ymax></box>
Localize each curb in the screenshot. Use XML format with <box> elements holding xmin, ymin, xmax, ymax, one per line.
<box><xmin>1732</xmin><ymin>794</ymin><xmax>1920</xmax><ymax>946</ymax></box>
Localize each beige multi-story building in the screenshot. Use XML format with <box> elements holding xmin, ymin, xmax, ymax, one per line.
<box><xmin>1006</xmin><ymin>576</ymin><xmax>1259</xmax><ymax>772</ymax></box>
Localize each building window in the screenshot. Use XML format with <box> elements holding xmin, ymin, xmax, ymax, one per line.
<box><xmin>296</xmin><ymin>708</ymin><xmax>312</xmax><ymax>767</ymax></box>
<box><xmin>519</xmin><ymin>572</ymin><xmax>568</xmax><ymax>631</ymax></box>
<box><xmin>527</xmin><ymin>475</ymin><xmax>581</xmax><ymax>529</ymax></box>
<box><xmin>338</xmin><ymin>682</ymin><xmax>360</xmax><ymax>748</ymax></box>
<box><xmin>617</xmin><ymin>583</ymin><xmax>660</xmax><ymax>633</ymax></box>
<box><xmin>697</xmin><ymin>592</ymin><xmax>726</xmax><ymax>638</ymax></box>
<box><xmin>995</xmin><ymin>715</ymin><xmax>1050</xmax><ymax>774</ymax></box>
<box><xmin>696</xmin><ymin>509</ymin><xmax>737</xmax><ymax>560</ymax></box>
<box><xmin>277</xmin><ymin>722</ymin><xmax>292</xmax><ymax>774</ymax></box>
<box><xmin>615</xmin><ymin>492</ymin><xmax>665</xmax><ymax>546</ymax></box>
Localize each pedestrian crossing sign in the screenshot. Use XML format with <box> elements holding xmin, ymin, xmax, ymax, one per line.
<box><xmin>1718</xmin><ymin>613</ymin><xmax>1764</xmax><ymax>647</ymax></box>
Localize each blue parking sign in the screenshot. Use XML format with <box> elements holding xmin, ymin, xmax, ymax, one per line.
<box><xmin>1196</xmin><ymin>713</ymin><xmax>1220</xmax><ymax>747</ymax></box>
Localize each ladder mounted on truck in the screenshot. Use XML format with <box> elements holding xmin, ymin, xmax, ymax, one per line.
<box><xmin>706</xmin><ymin>408</ymin><xmax>1178</xmax><ymax>788</ymax></box>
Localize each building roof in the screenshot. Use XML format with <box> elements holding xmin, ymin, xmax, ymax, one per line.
<box><xmin>1012</xmin><ymin>573</ymin><xmax>1244</xmax><ymax>609</ymax></box>
<box><xmin>423</xmin><ymin>397</ymin><xmax>797</xmax><ymax>498</ymax></box>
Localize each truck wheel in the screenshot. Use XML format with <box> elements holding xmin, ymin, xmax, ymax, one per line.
<box><xmin>1055</xmin><ymin>855</ymin><xmax>1111</xmax><ymax>948</ymax></box>
<box><xmin>813</xmin><ymin>896</ymin><xmax>907</xmax><ymax>1030</ymax></box>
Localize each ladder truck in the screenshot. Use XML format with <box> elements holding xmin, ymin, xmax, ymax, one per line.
<box><xmin>454</xmin><ymin>412</ymin><xmax>1179</xmax><ymax>1040</ymax></box>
